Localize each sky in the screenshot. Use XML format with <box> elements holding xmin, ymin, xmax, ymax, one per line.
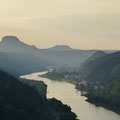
<box><xmin>0</xmin><ymin>0</ymin><xmax>120</xmax><ymax>50</ymax></box>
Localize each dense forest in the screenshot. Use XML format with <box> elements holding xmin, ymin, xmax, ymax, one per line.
<box><xmin>19</xmin><ymin>79</ymin><xmax>47</xmax><ymax>98</ymax></box>
<box><xmin>0</xmin><ymin>69</ymin><xmax>78</xmax><ymax>120</ymax></box>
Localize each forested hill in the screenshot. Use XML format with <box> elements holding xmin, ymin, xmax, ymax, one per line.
<box><xmin>76</xmin><ymin>51</ymin><xmax>120</xmax><ymax>112</ymax></box>
<box><xmin>76</xmin><ymin>51</ymin><xmax>106</xmax><ymax>75</ymax></box>
<box><xmin>0</xmin><ymin>69</ymin><xmax>77</xmax><ymax>120</ymax></box>
<box><xmin>78</xmin><ymin>51</ymin><xmax>120</xmax><ymax>83</ymax></box>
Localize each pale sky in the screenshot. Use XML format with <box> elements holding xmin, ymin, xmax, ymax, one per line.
<box><xmin>0</xmin><ymin>0</ymin><xmax>120</xmax><ymax>50</ymax></box>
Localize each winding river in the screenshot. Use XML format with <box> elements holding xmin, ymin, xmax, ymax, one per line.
<box><xmin>21</xmin><ymin>71</ymin><xmax>120</xmax><ymax>120</ymax></box>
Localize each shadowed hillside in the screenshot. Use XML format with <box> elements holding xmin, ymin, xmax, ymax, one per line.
<box><xmin>0</xmin><ymin>69</ymin><xmax>78</xmax><ymax>120</ymax></box>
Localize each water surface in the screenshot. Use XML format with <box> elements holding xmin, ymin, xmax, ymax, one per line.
<box><xmin>21</xmin><ymin>72</ymin><xmax>120</xmax><ymax>120</ymax></box>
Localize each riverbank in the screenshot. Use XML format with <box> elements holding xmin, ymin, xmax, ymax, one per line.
<box><xmin>42</xmin><ymin>72</ymin><xmax>120</xmax><ymax>115</ymax></box>
<box><xmin>20</xmin><ymin>75</ymin><xmax>78</xmax><ymax>120</ymax></box>
<box><xmin>22</xmin><ymin>71</ymin><xmax>120</xmax><ymax>120</ymax></box>
<box><xmin>85</xmin><ymin>95</ymin><xmax>120</xmax><ymax>115</ymax></box>
<box><xmin>40</xmin><ymin>74</ymin><xmax>77</xmax><ymax>85</ymax></box>
<box><xmin>19</xmin><ymin>78</ymin><xmax>47</xmax><ymax>97</ymax></box>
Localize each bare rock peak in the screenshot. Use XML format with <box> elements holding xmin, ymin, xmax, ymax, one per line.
<box><xmin>2</xmin><ymin>36</ymin><xmax>20</xmax><ymax>43</ymax></box>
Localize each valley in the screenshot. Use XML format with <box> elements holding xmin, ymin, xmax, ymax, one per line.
<box><xmin>0</xmin><ymin>36</ymin><xmax>120</xmax><ymax>120</ymax></box>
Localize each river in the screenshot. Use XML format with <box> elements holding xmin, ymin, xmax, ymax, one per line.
<box><xmin>20</xmin><ymin>71</ymin><xmax>120</xmax><ymax>120</ymax></box>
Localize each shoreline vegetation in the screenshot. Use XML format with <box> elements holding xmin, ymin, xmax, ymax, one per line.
<box><xmin>42</xmin><ymin>72</ymin><xmax>120</xmax><ymax>115</ymax></box>
<box><xmin>19</xmin><ymin>78</ymin><xmax>47</xmax><ymax>98</ymax></box>
<box><xmin>18</xmin><ymin>76</ymin><xmax>78</xmax><ymax>120</ymax></box>
<box><xmin>41</xmin><ymin>75</ymin><xmax>77</xmax><ymax>85</ymax></box>
<box><xmin>85</xmin><ymin>96</ymin><xmax>120</xmax><ymax>115</ymax></box>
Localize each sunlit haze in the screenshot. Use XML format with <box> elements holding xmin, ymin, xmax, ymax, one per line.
<box><xmin>0</xmin><ymin>0</ymin><xmax>120</xmax><ymax>50</ymax></box>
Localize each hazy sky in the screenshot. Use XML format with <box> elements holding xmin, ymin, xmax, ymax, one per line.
<box><xmin>0</xmin><ymin>0</ymin><xmax>120</xmax><ymax>50</ymax></box>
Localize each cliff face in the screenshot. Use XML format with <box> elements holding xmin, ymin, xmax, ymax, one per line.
<box><xmin>0</xmin><ymin>36</ymin><xmax>39</xmax><ymax>53</ymax></box>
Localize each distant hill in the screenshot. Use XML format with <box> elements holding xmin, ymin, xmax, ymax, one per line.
<box><xmin>0</xmin><ymin>52</ymin><xmax>49</xmax><ymax>76</ymax></box>
<box><xmin>0</xmin><ymin>36</ymin><xmax>118</xmax><ymax>75</ymax></box>
<box><xmin>76</xmin><ymin>51</ymin><xmax>107</xmax><ymax>79</ymax></box>
<box><xmin>0</xmin><ymin>36</ymin><xmax>40</xmax><ymax>53</ymax></box>
<box><xmin>0</xmin><ymin>36</ymin><xmax>51</xmax><ymax>75</ymax></box>
<box><xmin>0</xmin><ymin>36</ymin><xmax>100</xmax><ymax>74</ymax></box>
<box><xmin>48</xmin><ymin>45</ymin><xmax>73</xmax><ymax>51</ymax></box>
<box><xmin>38</xmin><ymin>46</ymin><xmax>118</xmax><ymax>67</ymax></box>
<box><xmin>38</xmin><ymin>49</ymin><xmax>100</xmax><ymax>66</ymax></box>
<box><xmin>79</xmin><ymin>51</ymin><xmax>120</xmax><ymax>83</ymax></box>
